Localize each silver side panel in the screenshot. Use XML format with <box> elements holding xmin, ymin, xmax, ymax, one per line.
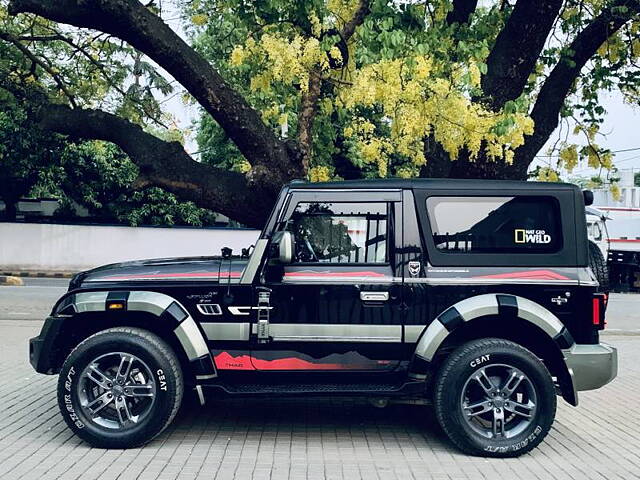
<box><xmin>454</xmin><ymin>294</ymin><xmax>499</xmax><ymax>321</ymax></box>
<box><xmin>250</xmin><ymin>323</ymin><xmax>402</xmax><ymax>343</ymax></box>
<box><xmin>174</xmin><ymin>317</ymin><xmax>210</xmax><ymax>360</ymax></box>
<box><xmin>517</xmin><ymin>296</ymin><xmax>564</xmax><ymax>337</ymax></box>
<box><xmin>202</xmin><ymin>322</ymin><xmax>250</xmax><ymax>341</ymax></box>
<box><xmin>404</xmin><ymin>325</ymin><xmax>426</xmax><ymax>343</ymax></box>
<box><xmin>415</xmin><ymin>320</ymin><xmax>447</xmax><ymax>361</ymax></box>
<box><xmin>127</xmin><ymin>291</ymin><xmax>174</xmax><ymax>316</ymax></box>
<box><xmin>74</xmin><ymin>292</ymin><xmax>109</xmax><ymax>312</ymax></box>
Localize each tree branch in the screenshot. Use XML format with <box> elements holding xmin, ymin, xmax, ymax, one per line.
<box><xmin>8</xmin><ymin>0</ymin><xmax>302</xmax><ymax>187</ymax></box>
<box><xmin>446</xmin><ymin>0</ymin><xmax>478</xmax><ymax>25</ymax></box>
<box><xmin>297</xmin><ymin>72</ymin><xmax>322</xmax><ymax>174</ymax></box>
<box><xmin>481</xmin><ymin>0</ymin><xmax>563</xmax><ymax>110</ymax></box>
<box><xmin>296</xmin><ymin>1</ymin><xmax>370</xmax><ymax>174</ymax></box>
<box><xmin>341</xmin><ymin>0</ymin><xmax>371</xmax><ymax>40</ymax></box>
<box><xmin>0</xmin><ymin>77</ymin><xmax>272</xmax><ymax>227</ymax></box>
<box><xmin>40</xmin><ymin>104</ymin><xmax>272</xmax><ymax>227</ymax></box>
<box><xmin>0</xmin><ymin>30</ymin><xmax>78</xmax><ymax>107</ymax></box>
<box><xmin>514</xmin><ymin>0</ymin><xmax>640</xmax><ymax>167</ymax></box>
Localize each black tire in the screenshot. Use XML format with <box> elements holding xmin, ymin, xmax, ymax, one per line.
<box><xmin>433</xmin><ymin>338</ymin><xmax>556</xmax><ymax>457</ymax></box>
<box><xmin>57</xmin><ymin>327</ymin><xmax>183</xmax><ymax>448</ymax></box>
<box><xmin>588</xmin><ymin>240</ymin><xmax>609</xmax><ymax>293</ymax></box>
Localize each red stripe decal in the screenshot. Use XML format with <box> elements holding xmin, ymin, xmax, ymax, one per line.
<box><xmin>101</xmin><ymin>271</ymin><xmax>242</xmax><ymax>280</ymax></box>
<box><xmin>213</xmin><ymin>352</ymin><xmax>379</xmax><ymax>371</ymax></box>
<box><xmin>474</xmin><ymin>270</ymin><xmax>570</xmax><ymax>281</ymax></box>
<box><xmin>610</xmin><ymin>239</ymin><xmax>640</xmax><ymax>243</ymax></box>
<box><xmin>284</xmin><ymin>271</ymin><xmax>386</xmax><ymax>278</ymax></box>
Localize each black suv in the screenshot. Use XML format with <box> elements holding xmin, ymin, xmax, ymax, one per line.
<box><xmin>30</xmin><ymin>179</ymin><xmax>617</xmax><ymax>456</ymax></box>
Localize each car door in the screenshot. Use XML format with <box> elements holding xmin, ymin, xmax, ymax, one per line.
<box><xmin>250</xmin><ymin>189</ymin><xmax>405</xmax><ymax>373</ymax></box>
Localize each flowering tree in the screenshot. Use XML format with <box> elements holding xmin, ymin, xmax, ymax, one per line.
<box><xmin>3</xmin><ymin>0</ymin><xmax>640</xmax><ymax>227</ymax></box>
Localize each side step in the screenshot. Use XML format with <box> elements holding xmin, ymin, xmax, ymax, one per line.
<box><xmin>204</xmin><ymin>380</ymin><xmax>425</xmax><ymax>396</ymax></box>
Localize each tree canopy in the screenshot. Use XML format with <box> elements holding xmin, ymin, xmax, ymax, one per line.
<box><xmin>2</xmin><ymin>0</ymin><xmax>640</xmax><ymax>227</ymax></box>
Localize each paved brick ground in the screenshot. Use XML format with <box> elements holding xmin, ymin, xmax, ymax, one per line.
<box><xmin>0</xmin><ymin>320</ymin><xmax>638</xmax><ymax>480</ymax></box>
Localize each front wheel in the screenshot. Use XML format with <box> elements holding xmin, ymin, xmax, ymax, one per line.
<box><xmin>433</xmin><ymin>338</ymin><xmax>556</xmax><ymax>457</ymax></box>
<box><xmin>57</xmin><ymin>327</ymin><xmax>183</xmax><ymax>448</ymax></box>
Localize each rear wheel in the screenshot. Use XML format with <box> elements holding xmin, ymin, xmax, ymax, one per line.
<box><xmin>433</xmin><ymin>338</ymin><xmax>556</xmax><ymax>457</ymax></box>
<box><xmin>57</xmin><ymin>327</ymin><xmax>183</xmax><ymax>448</ymax></box>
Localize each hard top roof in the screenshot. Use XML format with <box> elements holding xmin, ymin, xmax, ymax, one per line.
<box><xmin>287</xmin><ymin>178</ymin><xmax>580</xmax><ymax>192</ymax></box>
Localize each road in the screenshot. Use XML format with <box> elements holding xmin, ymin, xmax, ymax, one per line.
<box><xmin>0</xmin><ymin>278</ymin><xmax>639</xmax><ymax>479</ymax></box>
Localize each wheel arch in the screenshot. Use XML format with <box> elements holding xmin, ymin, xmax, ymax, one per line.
<box><xmin>45</xmin><ymin>290</ymin><xmax>215</xmax><ymax>383</ymax></box>
<box><xmin>411</xmin><ymin>294</ymin><xmax>577</xmax><ymax>405</ymax></box>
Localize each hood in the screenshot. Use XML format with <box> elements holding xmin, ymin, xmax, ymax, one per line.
<box><xmin>70</xmin><ymin>256</ymin><xmax>248</xmax><ymax>289</ymax></box>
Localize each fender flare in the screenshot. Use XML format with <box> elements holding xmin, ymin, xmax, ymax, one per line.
<box><xmin>413</xmin><ymin>293</ymin><xmax>575</xmax><ymax>363</ymax></box>
<box><xmin>55</xmin><ymin>290</ymin><xmax>216</xmax><ymax>380</ymax></box>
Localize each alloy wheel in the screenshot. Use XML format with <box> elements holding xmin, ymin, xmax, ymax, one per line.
<box><xmin>460</xmin><ymin>363</ymin><xmax>537</xmax><ymax>439</ymax></box>
<box><xmin>77</xmin><ymin>352</ymin><xmax>157</xmax><ymax>430</ymax></box>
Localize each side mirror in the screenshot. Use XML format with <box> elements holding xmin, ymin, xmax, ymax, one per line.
<box><xmin>271</xmin><ymin>231</ymin><xmax>295</xmax><ymax>264</ymax></box>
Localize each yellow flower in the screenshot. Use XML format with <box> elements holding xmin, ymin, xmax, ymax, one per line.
<box><xmin>238</xmin><ymin>160</ymin><xmax>252</xmax><ymax>173</ymax></box>
<box><xmin>309</xmin><ymin>166</ymin><xmax>332</xmax><ymax>182</ymax></box>
<box><xmin>230</xmin><ymin>46</ymin><xmax>247</xmax><ymax>66</ymax></box>
<box><xmin>190</xmin><ymin>14</ymin><xmax>208</xmax><ymax>26</ymax></box>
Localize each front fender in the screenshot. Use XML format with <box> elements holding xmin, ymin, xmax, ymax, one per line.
<box><xmin>33</xmin><ymin>290</ymin><xmax>216</xmax><ymax>380</ymax></box>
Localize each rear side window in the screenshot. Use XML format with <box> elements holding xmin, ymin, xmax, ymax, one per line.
<box><xmin>285</xmin><ymin>202</ymin><xmax>388</xmax><ymax>264</ymax></box>
<box><xmin>426</xmin><ymin>196</ymin><xmax>562</xmax><ymax>254</ymax></box>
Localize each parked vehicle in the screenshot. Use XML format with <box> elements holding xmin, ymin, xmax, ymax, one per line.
<box><xmin>29</xmin><ymin>179</ymin><xmax>617</xmax><ymax>457</ymax></box>
<box><xmin>595</xmin><ymin>207</ymin><xmax>640</xmax><ymax>292</ymax></box>
<box><xmin>586</xmin><ymin>207</ymin><xmax>610</xmax><ymax>292</ymax></box>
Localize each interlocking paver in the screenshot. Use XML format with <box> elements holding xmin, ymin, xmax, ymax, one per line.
<box><xmin>0</xmin><ymin>320</ymin><xmax>638</xmax><ymax>479</ymax></box>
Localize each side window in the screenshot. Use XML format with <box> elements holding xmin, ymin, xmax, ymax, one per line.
<box><xmin>426</xmin><ymin>196</ymin><xmax>562</xmax><ymax>254</ymax></box>
<box><xmin>285</xmin><ymin>202</ymin><xmax>388</xmax><ymax>264</ymax></box>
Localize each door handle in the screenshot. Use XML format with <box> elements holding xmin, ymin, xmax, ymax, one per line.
<box><xmin>360</xmin><ymin>291</ymin><xmax>389</xmax><ymax>302</ymax></box>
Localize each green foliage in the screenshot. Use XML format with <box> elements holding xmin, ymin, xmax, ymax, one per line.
<box><xmin>0</xmin><ymin>90</ymin><xmax>65</xmax><ymax>218</ymax></box>
<box><xmin>43</xmin><ymin>141</ymin><xmax>219</xmax><ymax>227</ymax></box>
<box><xmin>0</xmin><ymin>2</ymin><xmax>218</xmax><ymax>226</ymax></box>
<box><xmin>185</xmin><ymin>0</ymin><xmax>640</xmax><ymax>182</ymax></box>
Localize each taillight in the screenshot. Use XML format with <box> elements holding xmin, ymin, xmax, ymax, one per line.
<box><xmin>592</xmin><ymin>293</ymin><xmax>606</xmax><ymax>330</ymax></box>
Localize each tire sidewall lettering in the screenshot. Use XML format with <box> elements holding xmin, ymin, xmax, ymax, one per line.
<box><xmin>62</xmin><ymin>365</ymin><xmax>85</xmax><ymax>429</ymax></box>
<box><xmin>156</xmin><ymin>369</ymin><xmax>168</xmax><ymax>392</ymax></box>
<box><xmin>484</xmin><ymin>425</ymin><xmax>543</xmax><ymax>453</ymax></box>
<box><xmin>469</xmin><ymin>354</ymin><xmax>490</xmax><ymax>368</ymax></box>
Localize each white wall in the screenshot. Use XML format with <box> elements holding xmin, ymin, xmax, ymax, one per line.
<box><xmin>0</xmin><ymin>223</ymin><xmax>260</xmax><ymax>272</ymax></box>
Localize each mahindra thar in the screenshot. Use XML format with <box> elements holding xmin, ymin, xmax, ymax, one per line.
<box><xmin>29</xmin><ymin>179</ymin><xmax>617</xmax><ymax>456</ymax></box>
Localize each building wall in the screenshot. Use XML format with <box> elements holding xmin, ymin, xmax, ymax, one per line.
<box><xmin>0</xmin><ymin>222</ymin><xmax>260</xmax><ymax>272</ymax></box>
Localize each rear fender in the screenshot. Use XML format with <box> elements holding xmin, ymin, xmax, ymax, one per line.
<box><xmin>410</xmin><ymin>293</ymin><xmax>578</xmax><ymax>405</ymax></box>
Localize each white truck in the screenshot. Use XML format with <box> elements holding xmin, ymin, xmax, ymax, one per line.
<box><xmin>586</xmin><ymin>206</ymin><xmax>640</xmax><ymax>291</ymax></box>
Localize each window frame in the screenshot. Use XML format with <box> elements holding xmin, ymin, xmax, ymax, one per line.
<box><xmin>426</xmin><ymin>195</ymin><xmax>564</xmax><ymax>255</ymax></box>
<box><xmin>278</xmin><ymin>189</ymin><xmax>402</xmax><ymax>267</ymax></box>
<box><xmin>415</xmin><ymin>188</ymin><xmax>579</xmax><ymax>268</ymax></box>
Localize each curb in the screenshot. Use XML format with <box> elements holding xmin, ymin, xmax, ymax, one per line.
<box><xmin>0</xmin><ymin>275</ymin><xmax>24</xmax><ymax>286</ymax></box>
<box><xmin>0</xmin><ymin>271</ymin><xmax>75</xmax><ymax>278</ymax></box>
